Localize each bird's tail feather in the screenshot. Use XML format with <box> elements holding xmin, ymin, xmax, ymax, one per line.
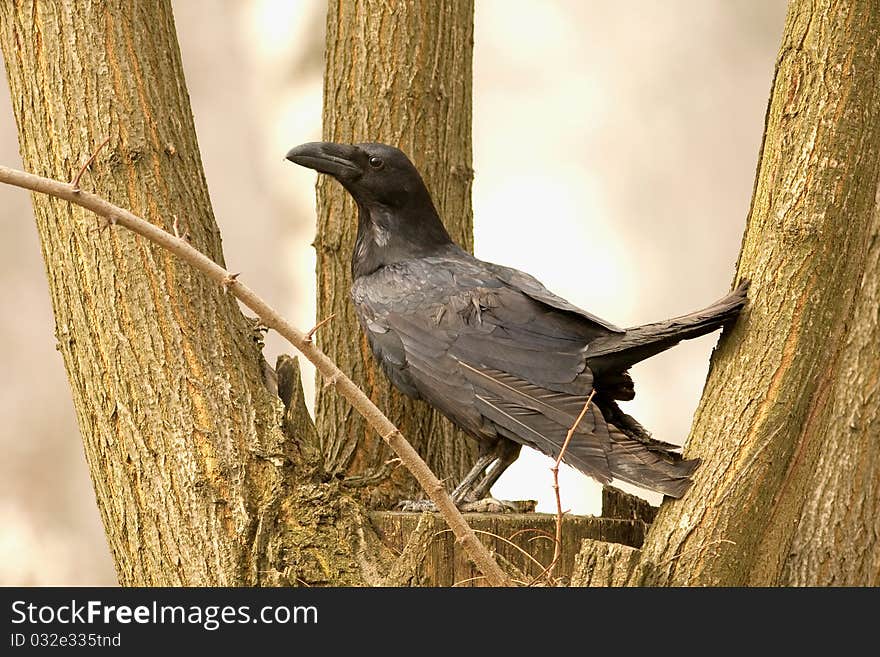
<box><xmin>462</xmin><ymin>363</ymin><xmax>702</xmax><ymax>499</ymax></box>
<box><xmin>603</xmin><ymin>430</ymin><xmax>699</xmax><ymax>498</ymax></box>
<box><xmin>562</xmin><ymin>419</ymin><xmax>699</xmax><ymax>499</ymax></box>
<box><xmin>588</xmin><ymin>279</ymin><xmax>749</xmax><ymax>374</ymax></box>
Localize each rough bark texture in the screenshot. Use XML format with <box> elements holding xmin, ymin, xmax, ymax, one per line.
<box><xmin>316</xmin><ymin>0</ymin><xmax>478</xmax><ymax>507</ymax></box>
<box><xmin>590</xmin><ymin>0</ymin><xmax>880</xmax><ymax>587</ymax></box>
<box><xmin>0</xmin><ymin>0</ymin><xmax>388</xmax><ymax>586</ymax></box>
<box><xmin>373</xmin><ymin>511</ymin><xmax>646</xmax><ymax>587</ymax></box>
<box><xmin>570</xmin><ymin>540</ymin><xmax>641</xmax><ymax>588</ymax></box>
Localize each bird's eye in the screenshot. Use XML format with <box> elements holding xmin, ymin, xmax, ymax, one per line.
<box><xmin>368</xmin><ymin>156</ymin><xmax>384</xmax><ymax>169</ymax></box>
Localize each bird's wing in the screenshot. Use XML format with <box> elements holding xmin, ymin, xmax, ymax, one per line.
<box><xmin>484</xmin><ymin>261</ymin><xmax>625</xmax><ymax>334</ymax></box>
<box><xmin>369</xmin><ymin>278</ymin><xmax>619</xmax><ymax>482</ymax></box>
<box><xmin>357</xmin><ymin>260</ymin><xmax>697</xmax><ymax>497</ymax></box>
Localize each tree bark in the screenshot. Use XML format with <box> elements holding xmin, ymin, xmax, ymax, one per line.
<box><xmin>573</xmin><ymin>0</ymin><xmax>880</xmax><ymax>587</ymax></box>
<box><xmin>0</xmin><ymin>0</ymin><xmax>388</xmax><ymax>586</ymax></box>
<box><xmin>315</xmin><ymin>0</ymin><xmax>478</xmax><ymax>507</ymax></box>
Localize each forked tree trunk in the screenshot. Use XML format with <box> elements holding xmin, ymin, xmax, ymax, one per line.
<box><xmin>315</xmin><ymin>0</ymin><xmax>479</xmax><ymax>507</ymax></box>
<box><xmin>574</xmin><ymin>0</ymin><xmax>880</xmax><ymax>587</ymax></box>
<box><xmin>0</xmin><ymin>0</ymin><xmax>388</xmax><ymax>586</ymax></box>
<box><xmin>9</xmin><ymin>0</ymin><xmax>873</xmax><ymax>589</ymax></box>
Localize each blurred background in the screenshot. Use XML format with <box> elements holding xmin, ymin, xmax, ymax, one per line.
<box><xmin>0</xmin><ymin>0</ymin><xmax>787</xmax><ymax>585</ymax></box>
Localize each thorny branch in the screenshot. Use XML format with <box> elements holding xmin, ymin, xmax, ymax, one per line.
<box><xmin>305</xmin><ymin>313</ymin><xmax>336</xmax><ymax>342</ymax></box>
<box><xmin>70</xmin><ymin>136</ymin><xmax>110</xmax><ymax>191</ymax></box>
<box><xmin>538</xmin><ymin>390</ymin><xmax>596</xmax><ymax>585</ymax></box>
<box><xmin>0</xmin><ymin>160</ymin><xmax>513</xmax><ymax>588</ymax></box>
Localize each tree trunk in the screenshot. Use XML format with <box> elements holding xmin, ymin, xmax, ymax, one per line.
<box><xmin>0</xmin><ymin>0</ymin><xmax>388</xmax><ymax>586</ymax></box>
<box><xmin>573</xmin><ymin>0</ymin><xmax>880</xmax><ymax>587</ymax></box>
<box><xmin>315</xmin><ymin>0</ymin><xmax>479</xmax><ymax>508</ymax></box>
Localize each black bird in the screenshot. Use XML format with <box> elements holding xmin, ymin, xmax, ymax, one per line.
<box><xmin>287</xmin><ymin>141</ymin><xmax>748</xmax><ymax>502</ymax></box>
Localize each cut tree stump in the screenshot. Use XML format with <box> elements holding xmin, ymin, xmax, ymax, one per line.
<box><xmin>370</xmin><ymin>487</ymin><xmax>654</xmax><ymax>586</ymax></box>
<box><xmin>601</xmin><ymin>486</ymin><xmax>658</xmax><ymax>523</ymax></box>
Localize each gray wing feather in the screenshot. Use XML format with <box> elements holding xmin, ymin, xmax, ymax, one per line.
<box><xmin>485</xmin><ymin>261</ymin><xmax>625</xmax><ymax>333</ymax></box>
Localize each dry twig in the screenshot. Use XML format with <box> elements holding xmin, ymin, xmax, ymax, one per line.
<box><xmin>171</xmin><ymin>214</ymin><xmax>190</xmax><ymax>241</ymax></box>
<box><xmin>533</xmin><ymin>390</ymin><xmax>596</xmax><ymax>586</ymax></box>
<box><xmin>0</xmin><ymin>162</ymin><xmax>513</xmax><ymax>588</ymax></box>
<box><xmin>70</xmin><ymin>136</ymin><xmax>110</xmax><ymax>191</ymax></box>
<box><xmin>436</xmin><ymin>527</ymin><xmax>547</xmax><ymax>573</ymax></box>
<box><xmin>305</xmin><ymin>313</ymin><xmax>336</xmax><ymax>343</ymax></box>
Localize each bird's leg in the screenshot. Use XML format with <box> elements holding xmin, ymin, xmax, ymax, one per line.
<box><xmin>470</xmin><ymin>441</ymin><xmax>522</xmax><ymax>501</ymax></box>
<box><xmin>397</xmin><ymin>449</ymin><xmax>496</xmax><ymax>512</ymax></box>
<box><xmin>396</xmin><ymin>441</ymin><xmax>532</xmax><ymax>513</ymax></box>
<box><xmin>447</xmin><ymin>441</ymin><xmax>531</xmax><ymax>513</ymax></box>
<box><xmin>451</xmin><ymin>438</ymin><xmax>524</xmax><ymax>504</ymax></box>
<box><xmin>449</xmin><ymin>452</ymin><xmax>498</xmax><ymax>505</ymax></box>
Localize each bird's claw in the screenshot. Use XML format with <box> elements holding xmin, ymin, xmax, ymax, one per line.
<box><xmin>396</xmin><ymin>499</ymin><xmax>439</xmax><ymax>513</ymax></box>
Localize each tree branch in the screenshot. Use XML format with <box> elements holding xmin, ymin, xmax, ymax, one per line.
<box><xmin>544</xmin><ymin>390</ymin><xmax>595</xmax><ymax>584</ymax></box>
<box><xmin>0</xmin><ymin>163</ymin><xmax>513</xmax><ymax>588</ymax></box>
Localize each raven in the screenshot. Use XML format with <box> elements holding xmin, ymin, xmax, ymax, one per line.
<box><xmin>287</xmin><ymin>141</ymin><xmax>747</xmax><ymax>502</ymax></box>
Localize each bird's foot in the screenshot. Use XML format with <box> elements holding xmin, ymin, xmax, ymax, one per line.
<box><xmin>461</xmin><ymin>497</ymin><xmax>536</xmax><ymax>513</ymax></box>
<box><xmin>394</xmin><ymin>497</ymin><xmax>536</xmax><ymax>513</ymax></box>
<box><xmin>395</xmin><ymin>499</ymin><xmax>439</xmax><ymax>512</ymax></box>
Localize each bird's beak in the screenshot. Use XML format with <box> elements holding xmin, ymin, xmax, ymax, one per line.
<box><xmin>285</xmin><ymin>142</ymin><xmax>362</xmax><ymax>180</ymax></box>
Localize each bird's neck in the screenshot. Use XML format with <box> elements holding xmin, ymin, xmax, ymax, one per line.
<box><xmin>351</xmin><ymin>203</ymin><xmax>453</xmax><ymax>279</ymax></box>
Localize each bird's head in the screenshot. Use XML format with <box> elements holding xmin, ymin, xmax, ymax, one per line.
<box><xmin>286</xmin><ymin>141</ymin><xmax>455</xmax><ymax>277</ymax></box>
<box><xmin>286</xmin><ymin>141</ymin><xmax>433</xmax><ymax>212</ymax></box>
